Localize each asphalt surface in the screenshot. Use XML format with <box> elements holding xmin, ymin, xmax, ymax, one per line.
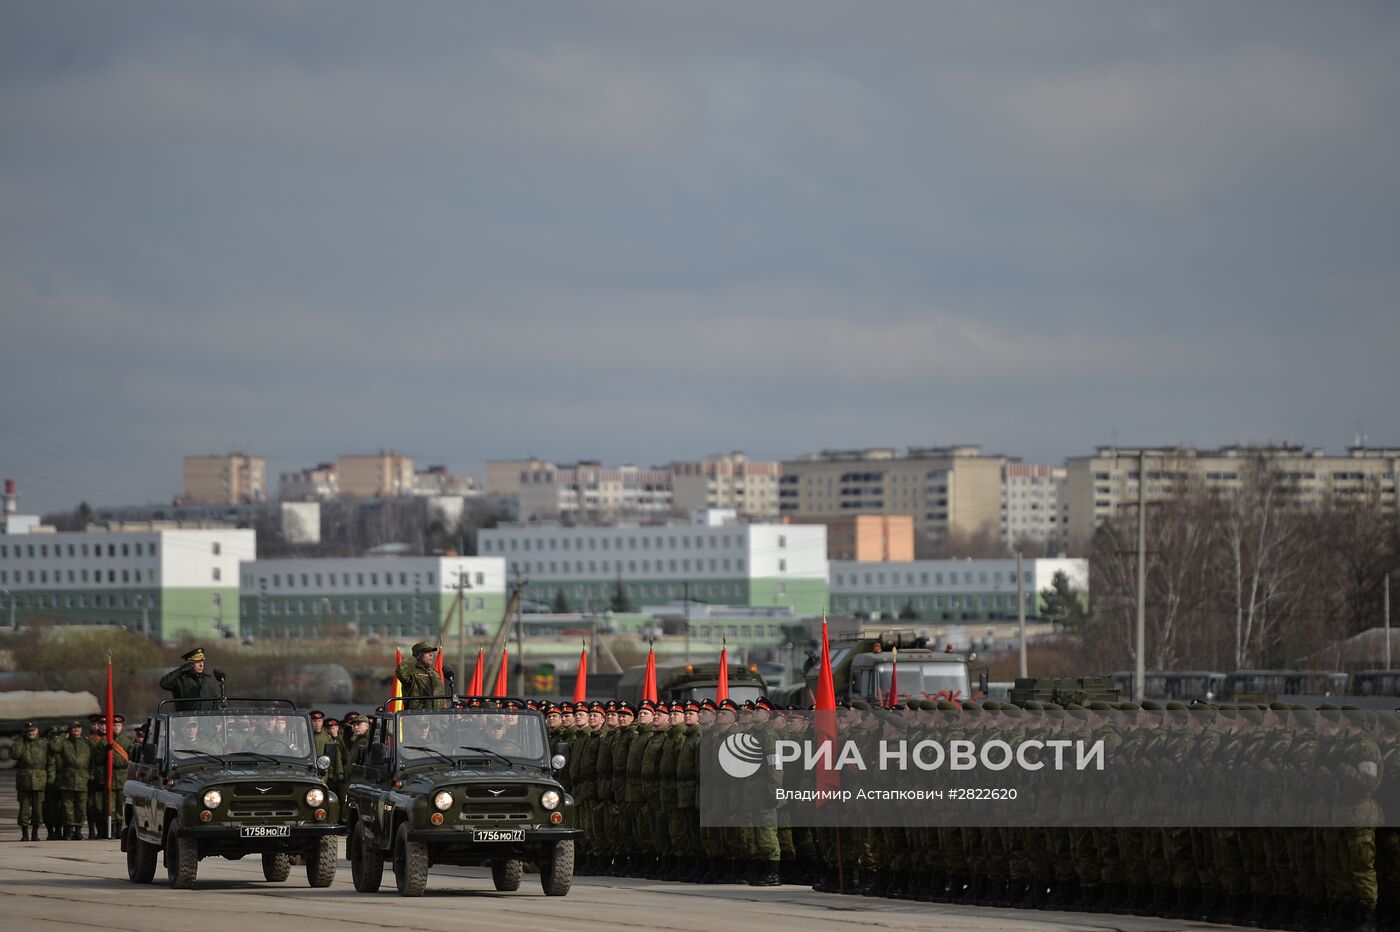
<box><xmin>0</xmin><ymin>773</ymin><xmax>1234</xmax><ymax>932</ymax></box>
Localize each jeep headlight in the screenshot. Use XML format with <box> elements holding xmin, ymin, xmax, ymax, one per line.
<box><xmin>433</xmin><ymin>791</ymin><xmax>454</xmax><ymax>811</ymax></box>
<box><xmin>202</xmin><ymin>789</ymin><xmax>223</xmax><ymax>809</ymax></box>
<box><xmin>305</xmin><ymin>788</ymin><xmax>326</xmax><ymax>807</ymax></box>
<box><xmin>540</xmin><ymin>790</ymin><xmax>560</xmax><ymax>811</ymax></box>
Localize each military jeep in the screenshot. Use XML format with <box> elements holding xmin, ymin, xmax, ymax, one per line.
<box><xmin>121</xmin><ymin>699</ymin><xmax>346</xmax><ymax>889</ymax></box>
<box><xmin>345</xmin><ymin>697</ymin><xmax>580</xmax><ymax>897</ymax></box>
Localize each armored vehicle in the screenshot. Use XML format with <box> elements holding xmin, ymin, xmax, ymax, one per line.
<box><xmin>771</xmin><ymin>629</ymin><xmax>982</xmax><ymax>706</ymax></box>
<box><xmin>344</xmin><ymin>697</ymin><xmax>579</xmax><ymax>897</ymax></box>
<box><xmin>616</xmin><ymin>661</ymin><xmax>768</xmax><ymax>706</ymax></box>
<box><xmin>121</xmin><ymin>699</ymin><xmax>344</xmax><ymax>889</ymax></box>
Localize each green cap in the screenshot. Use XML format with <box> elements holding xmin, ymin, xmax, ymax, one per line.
<box><xmin>412</xmin><ymin>641</ymin><xmax>437</xmax><ymax>656</ymax></box>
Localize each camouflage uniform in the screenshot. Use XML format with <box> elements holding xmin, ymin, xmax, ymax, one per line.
<box><xmin>9</xmin><ymin>729</ymin><xmax>49</xmax><ymax>839</ymax></box>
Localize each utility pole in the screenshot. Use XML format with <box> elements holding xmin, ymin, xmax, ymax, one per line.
<box><xmin>1135</xmin><ymin>449</ymin><xmax>1148</xmax><ymax>702</ymax></box>
<box><xmin>455</xmin><ymin>567</ymin><xmax>469</xmax><ymax>693</ymax></box>
<box><xmin>683</xmin><ymin>581</ymin><xmax>691</xmax><ymax>664</ymax></box>
<box><xmin>1386</xmin><ymin>572</ymin><xmax>1392</xmax><ymax>670</ymax></box>
<box><xmin>514</xmin><ymin>567</ymin><xmax>526</xmax><ymax>697</ymax></box>
<box><xmin>1017</xmin><ymin>551</ymin><xmax>1027</xmax><ymax>678</ymax></box>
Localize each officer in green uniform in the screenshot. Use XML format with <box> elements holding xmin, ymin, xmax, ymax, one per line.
<box><xmin>159</xmin><ymin>647</ymin><xmax>221</xmax><ymax>710</ymax></box>
<box><xmin>396</xmin><ymin>642</ymin><xmax>446</xmax><ymax>709</ymax></box>
<box><xmin>107</xmin><ymin>714</ymin><xmax>135</xmax><ymax>838</ymax></box>
<box><xmin>53</xmin><ymin>721</ymin><xmax>93</xmax><ymax>840</ymax></box>
<box><xmin>10</xmin><ymin>722</ymin><xmax>49</xmax><ymax>841</ymax></box>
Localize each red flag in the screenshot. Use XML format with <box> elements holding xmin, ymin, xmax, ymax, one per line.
<box><xmin>716</xmin><ymin>640</ymin><xmax>729</xmax><ymax>703</ymax></box>
<box><xmin>434</xmin><ymin>646</ymin><xmax>444</xmax><ymax>682</ymax></box>
<box><xmin>814</xmin><ymin>615</ymin><xmax>839</xmax><ymax>804</ymax></box>
<box><xmin>573</xmin><ymin>642</ymin><xmax>588</xmax><ymax>703</ymax></box>
<box><xmin>104</xmin><ymin>656</ymin><xmax>114</xmax><ymax>793</ymax></box>
<box><xmin>468</xmin><ymin>648</ymin><xmax>484</xmax><ymax>695</ymax></box>
<box><xmin>493</xmin><ymin>648</ymin><xmax>509</xmax><ymax>697</ymax></box>
<box><xmin>886</xmin><ymin>646</ymin><xmax>899</xmax><ymax>709</ymax></box>
<box><xmin>642</xmin><ymin>642</ymin><xmax>658</xmax><ymax>704</ymax></box>
<box><xmin>392</xmin><ymin>648</ymin><xmax>403</xmax><ymax>703</ymax></box>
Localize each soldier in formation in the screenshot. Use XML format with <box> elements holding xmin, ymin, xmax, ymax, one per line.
<box><xmin>9</xmin><ymin>722</ymin><xmax>49</xmax><ymax>841</ymax></box>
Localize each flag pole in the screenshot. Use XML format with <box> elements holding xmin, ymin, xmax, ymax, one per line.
<box><xmin>105</xmin><ymin>650</ymin><xmax>114</xmax><ymax>841</ymax></box>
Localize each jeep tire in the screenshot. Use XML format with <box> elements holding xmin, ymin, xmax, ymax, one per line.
<box><xmin>262</xmin><ymin>852</ymin><xmax>291</xmax><ymax>882</ymax></box>
<box><xmin>306</xmin><ymin>835</ymin><xmax>337</xmax><ymax>887</ymax></box>
<box><xmin>165</xmin><ymin>818</ymin><xmax>198</xmax><ymax>889</ymax></box>
<box><xmin>393</xmin><ymin>823</ymin><xmax>428</xmax><ymax>897</ymax></box>
<box><xmin>492</xmin><ymin>858</ymin><xmax>523</xmax><ymax>892</ymax></box>
<box><xmin>350</xmin><ymin>821</ymin><xmax>384</xmax><ymax>893</ymax></box>
<box><xmin>541</xmin><ymin>839</ymin><xmax>574</xmax><ymax>897</ymax></box>
<box><xmin>126</xmin><ymin>822</ymin><xmax>157</xmax><ymax>884</ymax></box>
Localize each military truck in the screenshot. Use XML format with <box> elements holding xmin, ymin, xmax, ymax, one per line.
<box><xmin>344</xmin><ymin>697</ymin><xmax>579</xmax><ymax>897</ymax></box>
<box><xmin>615</xmin><ymin>661</ymin><xmax>768</xmax><ymax>706</ymax></box>
<box><xmin>121</xmin><ymin>698</ymin><xmax>344</xmax><ymax>889</ymax></box>
<box><xmin>770</xmin><ymin>629</ymin><xmax>983</xmax><ymax>706</ymax></box>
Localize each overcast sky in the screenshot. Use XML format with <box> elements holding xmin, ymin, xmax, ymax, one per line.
<box><xmin>2</xmin><ymin>1</ymin><xmax>1397</xmax><ymax>514</ymax></box>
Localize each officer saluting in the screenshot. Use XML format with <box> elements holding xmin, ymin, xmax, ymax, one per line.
<box><xmin>396</xmin><ymin>642</ymin><xmax>447</xmax><ymax>709</ymax></box>
<box><xmin>159</xmin><ymin>647</ymin><xmax>222</xmax><ymax>710</ymax></box>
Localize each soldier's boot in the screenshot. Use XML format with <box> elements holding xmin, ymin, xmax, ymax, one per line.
<box><xmin>20</xmin><ymin>826</ymin><xmax>29</xmax><ymax>841</ymax></box>
<box><xmin>919</xmin><ymin>872</ymin><xmax>945</xmax><ymax>901</ymax></box>
<box><xmin>748</xmin><ymin>859</ymin><xmax>780</xmax><ymax>887</ymax></box>
<box><xmin>1341</xmin><ymin>903</ymin><xmax>1378</xmax><ymax>932</ymax></box>
<box><xmin>1021</xmin><ymin>879</ymin><xmax>1047</xmax><ymax>910</ymax></box>
<box><xmin>1223</xmin><ymin>893</ymin><xmax>1251</xmax><ymax>925</ymax></box>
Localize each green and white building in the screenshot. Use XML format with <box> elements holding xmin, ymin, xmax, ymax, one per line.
<box><xmin>829</xmin><ymin>557</ymin><xmax>1087</xmax><ymax>621</ymax></box>
<box><xmin>0</xmin><ymin>526</ymin><xmax>256</xmax><ymax>642</ymax></box>
<box><xmin>478</xmin><ymin>513</ymin><xmax>829</xmax><ymax>617</ymax></box>
<box><xmin>237</xmin><ymin>556</ymin><xmax>507</xmax><ymax>642</ymax></box>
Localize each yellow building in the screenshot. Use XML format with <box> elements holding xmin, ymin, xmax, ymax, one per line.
<box><xmin>337</xmin><ymin>451</ymin><xmax>415</xmax><ymax>499</ymax></box>
<box><xmin>182</xmin><ymin>453</ymin><xmax>265</xmax><ymax>505</ymax></box>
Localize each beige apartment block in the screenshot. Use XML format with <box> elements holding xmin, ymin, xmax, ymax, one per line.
<box><xmin>779</xmin><ymin>446</ymin><xmax>1006</xmax><ymax>541</ymax></box>
<box><xmin>1065</xmin><ymin>445</ymin><xmax>1400</xmax><ymax>543</ymax></box>
<box><xmin>670</xmin><ymin>452</ymin><xmax>782</xmax><ymax>519</ymax></box>
<box><xmin>182</xmin><ymin>453</ymin><xmax>265</xmax><ymax>505</ymax></box>
<box><xmin>485</xmin><ymin>458</ymin><xmax>555</xmax><ymax>496</ymax></box>
<box><xmin>337</xmin><ymin>451</ymin><xmax>415</xmax><ymax>499</ymax></box>
<box><xmin>1003</xmin><ymin>463</ymin><xmax>1068</xmax><ymax>548</ymax></box>
<box><xmin>818</xmin><ymin>514</ymin><xmax>915</xmax><ymax>561</ymax></box>
<box><xmin>517</xmin><ymin>461</ymin><xmax>672</xmax><ymax>521</ymax></box>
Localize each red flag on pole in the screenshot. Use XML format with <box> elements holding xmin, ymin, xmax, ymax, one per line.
<box><xmin>886</xmin><ymin>646</ymin><xmax>899</xmax><ymax>709</ymax></box>
<box><xmin>814</xmin><ymin>614</ymin><xmax>839</xmax><ymax>804</ymax></box>
<box><xmin>468</xmin><ymin>648</ymin><xmax>484</xmax><ymax>695</ymax></box>
<box><xmin>573</xmin><ymin>642</ymin><xmax>588</xmax><ymax>703</ymax></box>
<box><xmin>434</xmin><ymin>645</ymin><xmax>444</xmax><ymax>681</ymax></box>
<box><xmin>716</xmin><ymin>640</ymin><xmax>729</xmax><ymax>703</ymax></box>
<box><xmin>392</xmin><ymin>648</ymin><xmax>403</xmax><ymax>704</ymax></box>
<box><xmin>493</xmin><ymin>648</ymin><xmax>509</xmax><ymax>697</ymax></box>
<box><xmin>642</xmin><ymin>641</ymin><xmax>658</xmax><ymax>704</ymax></box>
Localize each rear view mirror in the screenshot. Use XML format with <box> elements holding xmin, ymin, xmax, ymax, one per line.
<box><xmin>551</xmin><ymin>754</ymin><xmax>566</xmax><ymax>771</ymax></box>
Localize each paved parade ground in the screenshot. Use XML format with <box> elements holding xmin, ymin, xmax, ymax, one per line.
<box><xmin>0</xmin><ymin>777</ymin><xmax>1236</xmax><ymax>932</ymax></box>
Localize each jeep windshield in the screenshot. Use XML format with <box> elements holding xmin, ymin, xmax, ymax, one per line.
<box><xmin>168</xmin><ymin>712</ymin><xmax>314</xmax><ymax>761</ymax></box>
<box><xmin>870</xmin><ymin>661</ymin><xmax>970</xmax><ymax>699</ymax></box>
<box><xmin>394</xmin><ymin>711</ymin><xmax>547</xmax><ymax>764</ymax></box>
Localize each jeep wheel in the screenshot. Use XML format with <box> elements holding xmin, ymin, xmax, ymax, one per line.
<box><xmin>262</xmin><ymin>852</ymin><xmax>291</xmax><ymax>882</ymax></box>
<box><xmin>393</xmin><ymin>823</ymin><xmax>428</xmax><ymax>897</ymax></box>
<box><xmin>126</xmin><ymin>822</ymin><xmax>157</xmax><ymax>884</ymax></box>
<box><xmin>306</xmin><ymin>836</ymin><xmax>337</xmax><ymax>888</ymax></box>
<box><xmin>350</xmin><ymin>821</ymin><xmax>384</xmax><ymax>893</ymax></box>
<box><xmin>164</xmin><ymin>819</ymin><xmax>198</xmax><ymax>889</ymax></box>
<box><xmin>540</xmin><ymin>840</ymin><xmax>574</xmax><ymax>897</ymax></box>
<box><xmin>491</xmin><ymin>858</ymin><xmax>523</xmax><ymax>892</ymax></box>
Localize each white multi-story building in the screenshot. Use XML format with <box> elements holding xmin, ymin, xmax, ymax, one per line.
<box><xmin>829</xmin><ymin>557</ymin><xmax>1087</xmax><ymax>621</ymax></box>
<box><xmin>0</xmin><ymin>525</ymin><xmax>256</xmax><ymax>641</ymax></box>
<box><xmin>279</xmin><ymin>463</ymin><xmax>339</xmax><ymax>501</ymax></box>
<box><xmin>478</xmin><ymin>514</ymin><xmax>828</xmax><ymax>617</ymax></box>
<box><xmin>516</xmin><ymin>462</ymin><xmax>673</xmax><ymax>522</ymax></box>
<box><xmin>1002</xmin><ymin>463</ymin><xmax>1068</xmax><ymax>548</ymax></box>
<box><xmin>670</xmin><ymin>452</ymin><xmax>782</xmax><ymax>519</ymax></box>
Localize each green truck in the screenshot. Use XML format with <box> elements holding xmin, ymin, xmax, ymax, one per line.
<box><xmin>770</xmin><ymin>629</ymin><xmax>983</xmax><ymax>706</ymax></box>
<box><xmin>615</xmin><ymin>661</ymin><xmax>768</xmax><ymax>705</ymax></box>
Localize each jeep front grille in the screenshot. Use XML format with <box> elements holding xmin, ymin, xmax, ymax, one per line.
<box><xmin>230</xmin><ymin>803</ymin><xmax>299</xmax><ymax>819</ymax></box>
<box><xmin>233</xmin><ymin>783</ymin><xmax>294</xmax><ymax>797</ymax></box>
<box><xmin>465</xmin><ymin>785</ymin><xmax>528</xmax><ymax>798</ymax></box>
<box><xmin>462</xmin><ymin>808</ymin><xmax>532</xmax><ymax>822</ymax></box>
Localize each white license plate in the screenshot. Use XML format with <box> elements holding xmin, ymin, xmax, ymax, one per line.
<box><xmin>472</xmin><ymin>829</ymin><xmax>523</xmax><ymax>843</ymax></box>
<box><xmin>240</xmin><ymin>825</ymin><xmax>291</xmax><ymax>838</ymax></box>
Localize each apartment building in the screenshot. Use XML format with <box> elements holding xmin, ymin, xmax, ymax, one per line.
<box><xmin>829</xmin><ymin>557</ymin><xmax>1087</xmax><ymax>621</ymax></box>
<box><xmin>1003</xmin><ymin>463</ymin><xmax>1068</xmax><ymax>548</ymax></box>
<box><xmin>1064</xmin><ymin>445</ymin><xmax>1400</xmax><ymax>542</ymax></box>
<box><xmin>338</xmin><ymin>451</ymin><xmax>415</xmax><ymax>498</ymax></box>
<box><xmin>515</xmin><ymin>461</ymin><xmax>673</xmax><ymax>522</ymax></box>
<box><xmin>778</xmin><ymin>446</ymin><xmax>1006</xmax><ymax>541</ymax></box>
<box><xmin>818</xmin><ymin>514</ymin><xmax>915</xmax><ymax>562</ymax></box>
<box><xmin>670</xmin><ymin>452</ymin><xmax>782</xmax><ymax>519</ymax></box>
<box><xmin>0</xmin><ymin>525</ymin><xmax>255</xmax><ymax>641</ymax></box>
<box><xmin>183</xmin><ymin>453</ymin><xmax>265</xmax><ymax>505</ymax></box>
<box><xmin>478</xmin><ymin>513</ymin><xmax>828</xmax><ymax>617</ymax></box>
<box><xmin>238</xmin><ymin>555</ymin><xmax>506</xmax><ymax>642</ymax></box>
<box><xmin>278</xmin><ymin>463</ymin><xmax>339</xmax><ymax>501</ymax></box>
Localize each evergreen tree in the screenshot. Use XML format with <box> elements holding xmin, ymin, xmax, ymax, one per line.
<box><xmin>609</xmin><ymin>576</ymin><xmax>634</xmax><ymax>613</ymax></box>
<box><xmin>552</xmin><ymin>588</ymin><xmax>571</xmax><ymax>614</ymax></box>
<box><xmin>1040</xmin><ymin>570</ymin><xmax>1087</xmax><ymax>628</ymax></box>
